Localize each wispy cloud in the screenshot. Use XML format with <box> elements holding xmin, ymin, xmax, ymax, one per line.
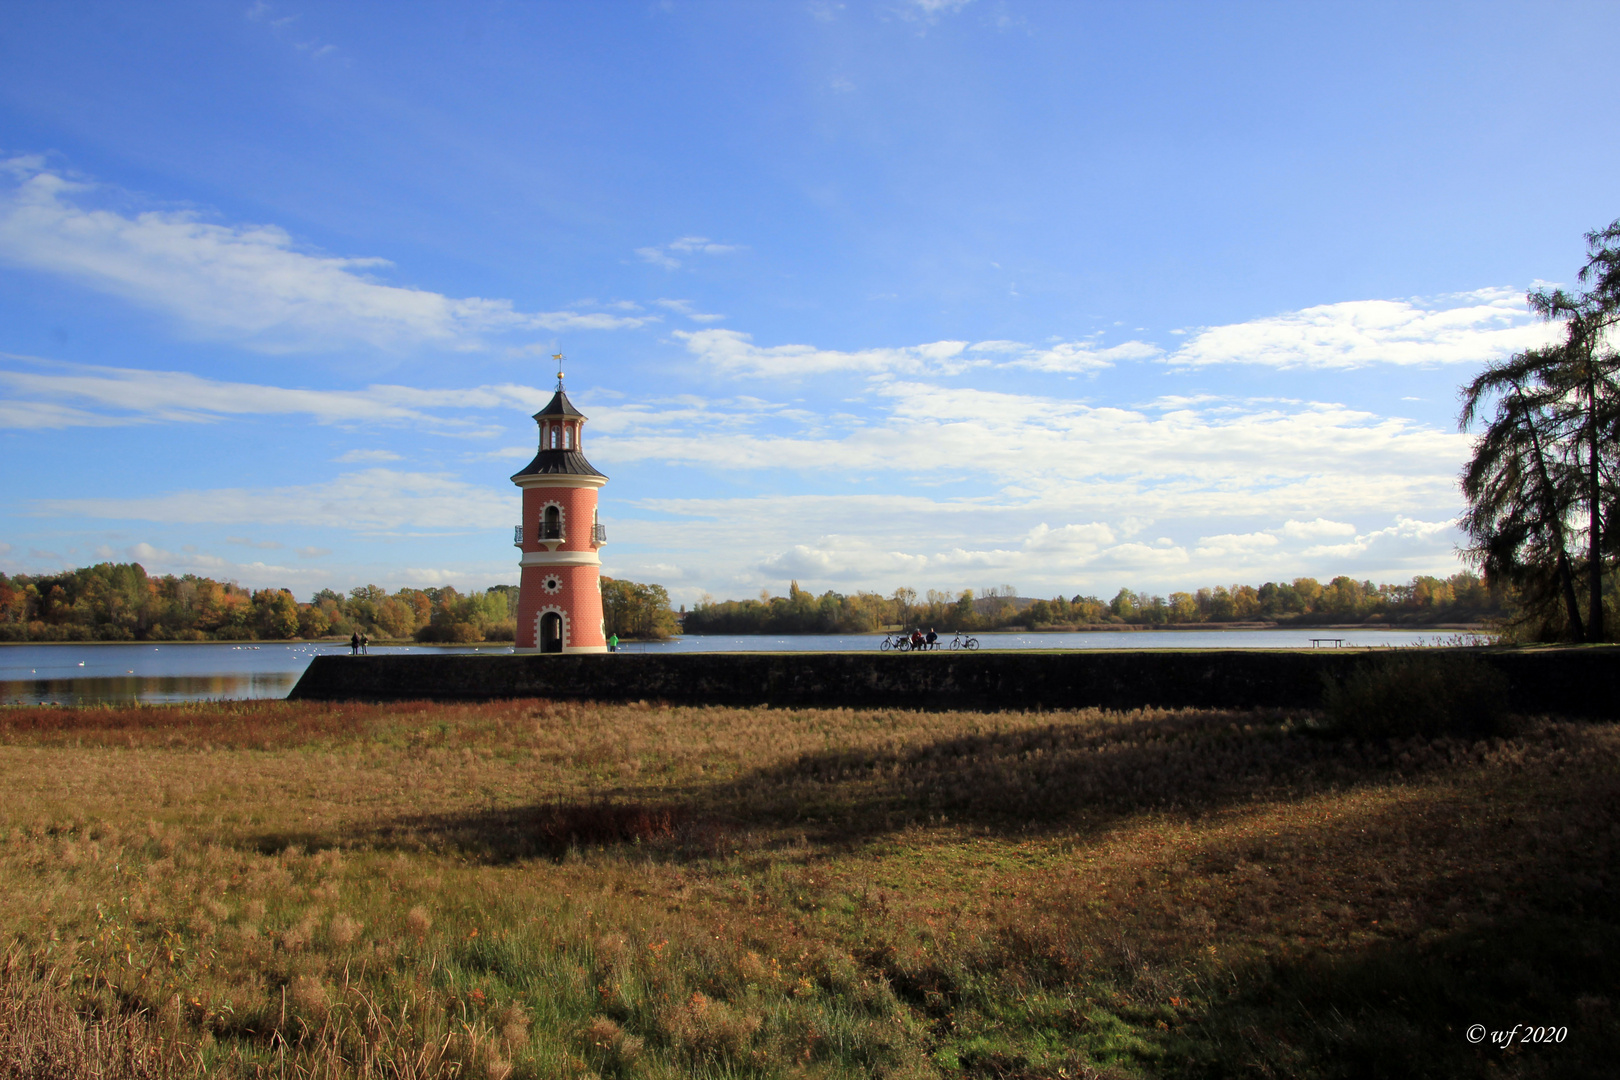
<box><xmin>998</xmin><ymin>339</ymin><xmax>1161</xmax><ymax>373</ymax></box>
<box><xmin>586</xmin><ymin>373</ymin><xmax>1474</xmax><ymax>597</ymax></box>
<box><xmin>675</xmin><ymin>288</ymin><xmax>1553</xmax><ymax>382</ymax></box>
<box><xmin>0</xmin><ymin>159</ymin><xmax>653</xmax><ymax>352</ymax></box>
<box><xmin>634</xmin><ymin>246</ymin><xmax>681</xmax><ymax>270</ymax></box>
<box><xmin>1300</xmin><ymin>516</ymin><xmax>1455</xmax><ymax>560</ymax></box>
<box><xmin>1279</xmin><ymin>517</ymin><xmax>1358</xmax><ymax>540</ymax></box>
<box><xmin>636</xmin><ymin>236</ymin><xmax>746</xmax><ymax>271</ymax></box>
<box><xmin>595</xmin><ymin>381</ymin><xmax>1467</xmax><ymax>512</ymax></box>
<box><xmin>334</xmin><ymin>448</ymin><xmax>403</xmax><ymax>463</ymax></box>
<box><xmin>894</xmin><ymin>0</ymin><xmax>974</xmax><ymax>24</ymax></box>
<box><xmin>1165</xmin><ymin>289</ymin><xmax>1558</xmax><ymax>369</ymax></box>
<box><xmin>0</xmin><ymin>356</ymin><xmax>551</xmax><ymax>432</ymax></box>
<box><xmin>654</xmin><ymin>298</ymin><xmax>726</xmax><ymax>323</ymax></box>
<box><xmin>0</xmin><ymin>398</ymin><xmax>123</xmax><ymax>429</ymax></box>
<box><xmin>679</xmin><ymin>328</ymin><xmax>1161</xmax><ymax>379</ymax></box>
<box><xmin>602</xmin><ymin>484</ymin><xmax>1464</xmax><ymax>602</ymax></box>
<box><xmin>244</xmin><ymin>2</ymin><xmax>338</xmax><ymax>61</ymax></box>
<box><xmin>677</xmin><ymin>328</ymin><xmax>979</xmax><ymax>377</ymax></box>
<box><xmin>37</xmin><ymin>468</ymin><xmax>511</xmax><ymax>532</ymax></box>
<box><xmin>226</xmin><ymin>536</ymin><xmax>283</xmax><ymax>550</ymax></box>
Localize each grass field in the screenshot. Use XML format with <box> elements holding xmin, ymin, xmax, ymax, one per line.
<box><xmin>0</xmin><ymin>696</ymin><xmax>1615</xmax><ymax>1078</ymax></box>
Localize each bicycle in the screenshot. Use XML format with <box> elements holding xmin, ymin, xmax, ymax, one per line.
<box><xmin>949</xmin><ymin>632</ymin><xmax>980</xmax><ymax>650</ymax></box>
<box><xmin>880</xmin><ymin>632</ymin><xmax>911</xmax><ymax>652</ymax></box>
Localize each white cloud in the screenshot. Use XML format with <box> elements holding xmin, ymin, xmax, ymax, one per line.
<box><xmin>603</xmin><ymin>481</ymin><xmax>1468</xmax><ymax>604</ymax></box>
<box><xmin>636</xmin><ymin>236</ymin><xmax>746</xmax><ymax>270</ymax></box>
<box><xmin>1300</xmin><ymin>516</ymin><xmax>1455</xmax><ymax>560</ymax></box>
<box><xmin>680</xmin><ymin>329</ymin><xmax>1157</xmax><ymax>379</ymax></box>
<box><xmin>1279</xmin><ymin>517</ymin><xmax>1357</xmax><ymax>540</ymax></box>
<box><xmin>35</xmin><ymin>468</ymin><xmax>512</xmax><ymax>532</ymax></box>
<box><xmin>0</xmin><ymin>398</ymin><xmax>123</xmax><ymax>429</ymax></box>
<box><xmin>635</xmin><ymin>246</ymin><xmax>681</xmax><ymax>270</ymax></box>
<box><xmin>677</xmin><ymin>328</ymin><xmax>977</xmax><ymax>377</ymax></box>
<box><xmin>591</xmin><ymin>383</ymin><xmax>1468</xmax><ymax>515</ymax></box>
<box><xmin>668</xmin><ymin>236</ymin><xmax>744</xmax><ymax>255</ymax></box>
<box><xmin>589</xmin><ymin>383</ymin><xmax>1469</xmax><ymax>598</ymax></box>
<box><xmin>1193</xmin><ymin>532</ymin><xmax>1281</xmax><ymax>559</ymax></box>
<box><xmin>226</xmin><ymin>536</ymin><xmax>283</xmax><ymax>550</ymax></box>
<box><xmin>758</xmin><ymin>542</ymin><xmax>931</xmax><ymax>582</ymax></box>
<box><xmin>1166</xmin><ymin>289</ymin><xmax>1559</xmax><ymax>369</ymax></box>
<box><xmin>129</xmin><ymin>541</ymin><xmax>230</xmax><ymax>570</ymax></box>
<box><xmin>0</xmin><ymin>159</ymin><xmax>652</xmax><ymax>351</ymax></box>
<box><xmin>114</xmin><ymin>540</ymin><xmax>350</xmax><ymax>590</ymax></box>
<box><xmin>896</xmin><ymin>0</ymin><xmax>974</xmax><ymax>22</ymax></box>
<box><xmin>1022</xmin><ymin>522</ymin><xmax>1117</xmax><ymax>554</ymax></box>
<box><xmin>335</xmin><ymin>449</ymin><xmax>403</xmax><ymax>463</ymax></box>
<box><xmin>672</xmin><ymin>285</ymin><xmax>1560</xmax><ymax>384</ymax></box>
<box><xmin>0</xmin><ymin>356</ymin><xmax>551</xmax><ymax>432</ymax></box>
<box><xmin>1005</xmin><ymin>339</ymin><xmax>1160</xmax><ymax>373</ymax></box>
<box><xmin>654</xmin><ymin>298</ymin><xmax>726</xmax><ymax>323</ymax></box>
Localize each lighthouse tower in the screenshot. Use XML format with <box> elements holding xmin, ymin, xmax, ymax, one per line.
<box><xmin>511</xmin><ymin>357</ymin><xmax>608</xmax><ymax>653</ymax></box>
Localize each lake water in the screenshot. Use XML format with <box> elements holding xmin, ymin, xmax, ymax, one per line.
<box><xmin>0</xmin><ymin>642</ymin><xmax>512</xmax><ymax>706</ymax></box>
<box><xmin>1</xmin><ymin>628</ymin><xmax>1489</xmax><ymax>706</ymax></box>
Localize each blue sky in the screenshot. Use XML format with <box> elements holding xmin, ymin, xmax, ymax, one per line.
<box><xmin>2</xmin><ymin>0</ymin><xmax>1616</xmax><ymax>605</ymax></box>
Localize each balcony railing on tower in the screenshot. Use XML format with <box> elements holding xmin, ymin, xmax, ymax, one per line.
<box><xmin>592</xmin><ymin>522</ymin><xmax>608</xmax><ymax>545</ymax></box>
<box><xmin>512</xmin><ymin>525</ymin><xmax>523</xmax><ymax>546</ymax></box>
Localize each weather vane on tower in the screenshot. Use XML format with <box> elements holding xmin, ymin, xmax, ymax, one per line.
<box><xmin>552</xmin><ymin>352</ymin><xmax>566</xmax><ymax>391</ymax></box>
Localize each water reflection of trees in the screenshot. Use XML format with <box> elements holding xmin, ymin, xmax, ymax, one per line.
<box><xmin>0</xmin><ymin>673</ymin><xmax>298</xmax><ymax>706</ymax></box>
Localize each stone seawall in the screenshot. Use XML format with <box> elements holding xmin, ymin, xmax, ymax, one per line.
<box><xmin>288</xmin><ymin>647</ymin><xmax>1619</xmax><ymax>716</ymax></box>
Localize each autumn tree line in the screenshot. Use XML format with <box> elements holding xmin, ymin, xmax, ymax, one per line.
<box><xmin>0</xmin><ymin>563</ymin><xmax>676</xmax><ymax>643</ymax></box>
<box><xmin>680</xmin><ymin>572</ymin><xmax>1510</xmax><ymax>635</ymax></box>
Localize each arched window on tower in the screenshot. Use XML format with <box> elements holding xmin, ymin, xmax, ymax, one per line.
<box><xmin>549</xmin><ymin>427</ymin><xmax>558</xmax><ymax>450</ymax></box>
<box><xmin>542</xmin><ymin>505</ymin><xmax>562</xmax><ymax>540</ymax></box>
<box><xmin>563</xmin><ymin>425</ymin><xmax>573</xmax><ymax>450</ymax></box>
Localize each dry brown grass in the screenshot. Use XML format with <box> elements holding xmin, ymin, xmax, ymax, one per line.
<box><xmin>0</xmin><ymin>697</ymin><xmax>1615</xmax><ymax>1078</ymax></box>
<box><xmin>0</xmin><ymin>951</ymin><xmax>188</xmax><ymax>1079</ymax></box>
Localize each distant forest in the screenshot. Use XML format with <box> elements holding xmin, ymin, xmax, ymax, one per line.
<box><xmin>0</xmin><ymin>563</ymin><xmax>676</xmax><ymax>643</ymax></box>
<box><xmin>0</xmin><ymin>562</ymin><xmax>1513</xmax><ymax>644</ymax></box>
<box><xmin>682</xmin><ymin>573</ymin><xmax>1509</xmax><ymax>635</ymax></box>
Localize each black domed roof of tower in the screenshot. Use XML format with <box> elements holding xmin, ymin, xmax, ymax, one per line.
<box><xmin>532</xmin><ymin>387</ymin><xmax>586</xmax><ymax>419</ymax></box>
<box><xmin>511</xmin><ymin>388</ymin><xmax>607</xmax><ymax>481</ymax></box>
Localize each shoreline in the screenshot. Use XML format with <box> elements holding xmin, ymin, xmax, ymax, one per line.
<box><xmin>0</xmin><ymin>624</ymin><xmax>1491</xmax><ymax>647</ymax></box>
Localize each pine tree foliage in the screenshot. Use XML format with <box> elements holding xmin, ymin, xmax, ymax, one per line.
<box><xmin>1459</xmin><ymin>220</ymin><xmax>1620</xmax><ymax>641</ymax></box>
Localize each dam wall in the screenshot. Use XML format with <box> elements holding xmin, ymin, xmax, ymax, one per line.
<box><xmin>288</xmin><ymin>647</ymin><xmax>1619</xmax><ymax>717</ymax></box>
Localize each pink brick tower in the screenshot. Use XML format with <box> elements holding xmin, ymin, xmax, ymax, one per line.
<box><xmin>511</xmin><ymin>356</ymin><xmax>608</xmax><ymax>653</ymax></box>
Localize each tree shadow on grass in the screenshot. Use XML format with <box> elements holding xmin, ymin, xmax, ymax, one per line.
<box><xmin>1167</xmin><ymin>914</ymin><xmax>1620</xmax><ymax>1080</ymax></box>
<box><xmin>300</xmin><ymin>709</ymin><xmax>1611</xmax><ymax>865</ymax></box>
<box><xmin>1153</xmin><ymin>760</ymin><xmax>1620</xmax><ymax>1080</ymax></box>
<box><xmin>863</xmin><ymin>747</ymin><xmax>1620</xmax><ymax>1079</ymax></box>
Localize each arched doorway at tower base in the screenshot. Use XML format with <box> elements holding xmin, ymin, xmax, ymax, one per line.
<box><xmin>540</xmin><ymin>612</ymin><xmax>563</xmax><ymax>653</ymax></box>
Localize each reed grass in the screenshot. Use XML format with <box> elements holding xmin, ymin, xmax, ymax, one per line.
<box><xmin>0</xmin><ymin>697</ymin><xmax>1614</xmax><ymax>1077</ymax></box>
